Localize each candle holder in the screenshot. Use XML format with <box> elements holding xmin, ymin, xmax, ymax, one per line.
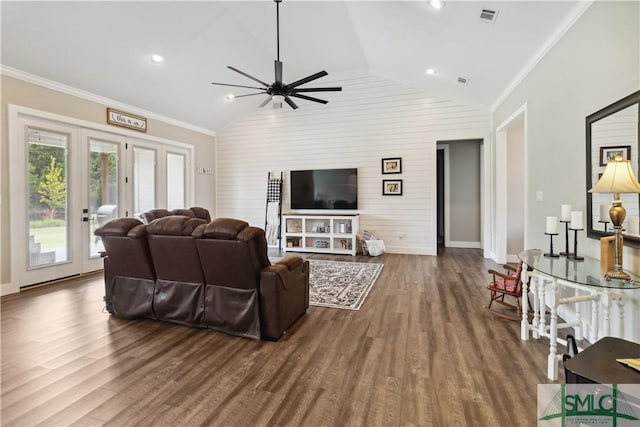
<box><xmin>544</xmin><ymin>232</ymin><xmax>559</xmax><ymax>258</ymax></box>
<box><xmin>559</xmin><ymin>220</ymin><xmax>571</xmax><ymax>256</ymax></box>
<box><xmin>598</xmin><ymin>220</ymin><xmax>610</xmax><ymax>233</ymax></box>
<box><xmin>567</xmin><ymin>227</ymin><xmax>584</xmax><ymax>261</ymax></box>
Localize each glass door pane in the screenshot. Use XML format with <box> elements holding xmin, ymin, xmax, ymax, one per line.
<box><xmin>133</xmin><ymin>147</ymin><xmax>156</xmax><ymax>215</ymax></box>
<box><xmin>88</xmin><ymin>139</ymin><xmax>119</xmax><ymax>258</ymax></box>
<box><xmin>167</xmin><ymin>152</ymin><xmax>185</xmax><ymax>210</ymax></box>
<box><xmin>27</xmin><ymin>128</ymin><xmax>69</xmax><ymax>267</ymax></box>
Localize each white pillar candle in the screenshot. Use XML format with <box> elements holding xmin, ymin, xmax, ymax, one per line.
<box><xmin>545</xmin><ymin>216</ymin><xmax>558</xmax><ymax>234</ymax></box>
<box><xmin>570</xmin><ymin>211</ymin><xmax>583</xmax><ymax>230</ymax></box>
<box><xmin>600</xmin><ymin>204</ymin><xmax>610</xmax><ymax>222</ymax></box>
<box><xmin>561</xmin><ymin>204</ymin><xmax>572</xmax><ymax>222</ymax></box>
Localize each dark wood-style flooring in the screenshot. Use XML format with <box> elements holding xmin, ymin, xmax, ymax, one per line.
<box><xmin>1</xmin><ymin>249</ymin><xmax>561</xmax><ymax>426</ymax></box>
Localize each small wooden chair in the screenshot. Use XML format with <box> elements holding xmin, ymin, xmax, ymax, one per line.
<box><xmin>485</xmin><ymin>261</ymin><xmax>524</xmax><ymax>321</ymax></box>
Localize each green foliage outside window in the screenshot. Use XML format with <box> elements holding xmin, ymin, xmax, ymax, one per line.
<box><xmin>38</xmin><ymin>156</ymin><xmax>66</xmax><ymax>219</ymax></box>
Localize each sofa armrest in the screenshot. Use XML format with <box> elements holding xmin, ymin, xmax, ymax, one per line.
<box><xmin>274</xmin><ymin>255</ymin><xmax>304</xmax><ymax>271</ymax></box>
<box><xmin>259</xmin><ymin>259</ymin><xmax>309</xmax><ymax>340</ymax></box>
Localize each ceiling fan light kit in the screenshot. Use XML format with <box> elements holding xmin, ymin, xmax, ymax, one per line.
<box><xmin>211</xmin><ymin>0</ymin><xmax>341</xmax><ymax>110</ymax></box>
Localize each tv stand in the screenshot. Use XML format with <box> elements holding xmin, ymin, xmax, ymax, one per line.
<box><xmin>282</xmin><ymin>214</ymin><xmax>360</xmax><ymax>256</ymax></box>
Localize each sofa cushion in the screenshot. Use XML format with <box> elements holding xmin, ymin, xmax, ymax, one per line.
<box><xmin>139</xmin><ymin>209</ymin><xmax>172</xmax><ymax>224</ymax></box>
<box><xmin>95</xmin><ymin>217</ymin><xmax>143</xmax><ymax>237</ymax></box>
<box><xmin>199</xmin><ymin>218</ymin><xmax>249</xmax><ymax>240</ymax></box>
<box><xmin>147</xmin><ymin>216</ymin><xmax>207</xmax><ymax>236</ymax></box>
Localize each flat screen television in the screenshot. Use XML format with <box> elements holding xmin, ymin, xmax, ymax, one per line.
<box><xmin>290</xmin><ymin>168</ymin><xmax>357</xmax><ymax>210</ymax></box>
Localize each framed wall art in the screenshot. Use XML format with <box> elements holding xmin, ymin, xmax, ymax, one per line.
<box><xmin>599</xmin><ymin>145</ymin><xmax>630</xmax><ymax>166</ymax></box>
<box><xmin>382</xmin><ymin>157</ymin><xmax>402</xmax><ymax>174</ymax></box>
<box><xmin>382</xmin><ymin>179</ymin><xmax>403</xmax><ymax>196</ymax></box>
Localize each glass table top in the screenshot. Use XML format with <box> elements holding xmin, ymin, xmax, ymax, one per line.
<box><xmin>517</xmin><ymin>249</ymin><xmax>640</xmax><ymax>289</ymax></box>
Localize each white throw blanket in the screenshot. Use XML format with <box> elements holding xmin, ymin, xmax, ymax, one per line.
<box><xmin>265</xmin><ymin>201</ymin><xmax>280</xmax><ymax>244</ymax></box>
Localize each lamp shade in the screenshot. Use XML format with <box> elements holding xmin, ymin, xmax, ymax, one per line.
<box><xmin>589</xmin><ymin>160</ymin><xmax>640</xmax><ymax>194</ymax></box>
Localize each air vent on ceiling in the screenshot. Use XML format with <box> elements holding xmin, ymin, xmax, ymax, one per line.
<box><xmin>457</xmin><ymin>77</ymin><xmax>468</xmax><ymax>85</ymax></box>
<box><xmin>479</xmin><ymin>8</ymin><xmax>498</xmax><ymax>24</ymax></box>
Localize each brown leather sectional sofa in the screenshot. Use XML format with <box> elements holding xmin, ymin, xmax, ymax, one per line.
<box><xmin>95</xmin><ymin>214</ymin><xmax>309</xmax><ymax>340</ymax></box>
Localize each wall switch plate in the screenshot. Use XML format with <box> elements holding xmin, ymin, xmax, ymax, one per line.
<box><xmin>536</xmin><ymin>190</ymin><xmax>544</xmax><ymax>202</ymax></box>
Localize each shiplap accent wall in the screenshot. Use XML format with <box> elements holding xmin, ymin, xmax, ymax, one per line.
<box><xmin>216</xmin><ymin>72</ymin><xmax>489</xmax><ymax>255</ymax></box>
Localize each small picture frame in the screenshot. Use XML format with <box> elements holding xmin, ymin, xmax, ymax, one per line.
<box><xmin>382</xmin><ymin>157</ymin><xmax>402</xmax><ymax>174</ymax></box>
<box><xmin>599</xmin><ymin>145</ymin><xmax>631</xmax><ymax>166</ymax></box>
<box><xmin>382</xmin><ymin>179</ymin><xmax>403</xmax><ymax>196</ymax></box>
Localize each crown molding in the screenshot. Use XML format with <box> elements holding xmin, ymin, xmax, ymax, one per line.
<box><xmin>0</xmin><ymin>65</ymin><xmax>216</xmax><ymax>137</ymax></box>
<box><xmin>490</xmin><ymin>1</ymin><xmax>594</xmax><ymax>113</ymax></box>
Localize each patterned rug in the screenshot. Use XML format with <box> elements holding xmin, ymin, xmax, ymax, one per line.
<box><xmin>308</xmin><ymin>260</ymin><xmax>383</xmax><ymax>310</ymax></box>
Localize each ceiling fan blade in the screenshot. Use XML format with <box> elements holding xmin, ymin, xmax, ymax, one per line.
<box><xmin>211</xmin><ymin>82</ymin><xmax>265</xmax><ymax>90</ymax></box>
<box><xmin>275</xmin><ymin>60</ymin><xmax>283</xmax><ymax>85</ymax></box>
<box><xmin>259</xmin><ymin>96</ymin><xmax>273</xmax><ymax>107</ymax></box>
<box><xmin>292</xmin><ymin>87</ymin><xmax>342</xmax><ymax>93</ymax></box>
<box><xmin>284</xmin><ymin>96</ymin><xmax>299</xmax><ymax>110</ymax></box>
<box><xmin>227</xmin><ymin>66</ymin><xmax>269</xmax><ymax>87</ymax></box>
<box><xmin>288</xmin><ymin>71</ymin><xmax>328</xmax><ymax>89</ymax></box>
<box><xmin>234</xmin><ymin>92</ymin><xmax>267</xmax><ymax>98</ymax></box>
<box><xmin>290</xmin><ymin>93</ymin><xmax>328</xmax><ymax>104</ymax></box>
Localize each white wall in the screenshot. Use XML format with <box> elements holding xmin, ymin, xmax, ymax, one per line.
<box><xmin>506</xmin><ymin>119</ymin><xmax>525</xmax><ymax>258</ymax></box>
<box><xmin>492</xmin><ymin>1</ymin><xmax>640</xmax><ymax>340</ymax></box>
<box><xmin>216</xmin><ymin>71</ymin><xmax>490</xmax><ymax>255</ymax></box>
<box><xmin>492</xmin><ymin>1</ymin><xmax>639</xmax><ymax>260</ymax></box>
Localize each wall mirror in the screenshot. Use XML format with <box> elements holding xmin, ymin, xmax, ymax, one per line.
<box><xmin>586</xmin><ymin>90</ymin><xmax>640</xmax><ymax>247</ymax></box>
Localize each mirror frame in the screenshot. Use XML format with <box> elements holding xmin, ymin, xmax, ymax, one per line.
<box><xmin>586</xmin><ymin>90</ymin><xmax>640</xmax><ymax>247</ymax></box>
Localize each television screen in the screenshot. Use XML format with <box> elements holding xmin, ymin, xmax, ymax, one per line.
<box><xmin>290</xmin><ymin>168</ymin><xmax>358</xmax><ymax>210</ymax></box>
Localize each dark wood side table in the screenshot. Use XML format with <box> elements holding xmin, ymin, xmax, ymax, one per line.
<box><xmin>564</xmin><ymin>337</ymin><xmax>640</xmax><ymax>384</ymax></box>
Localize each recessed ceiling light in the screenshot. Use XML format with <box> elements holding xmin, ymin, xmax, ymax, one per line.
<box><xmin>150</xmin><ymin>54</ymin><xmax>164</xmax><ymax>63</ymax></box>
<box><xmin>429</xmin><ymin>0</ymin><xmax>445</xmax><ymax>10</ymax></box>
<box><xmin>225</xmin><ymin>94</ymin><xmax>235</xmax><ymax>100</ymax></box>
<box><xmin>426</xmin><ymin>68</ymin><xmax>438</xmax><ymax>76</ymax></box>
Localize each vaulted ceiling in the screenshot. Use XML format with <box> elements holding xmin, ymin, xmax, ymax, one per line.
<box><xmin>1</xmin><ymin>1</ymin><xmax>582</xmax><ymax>133</ymax></box>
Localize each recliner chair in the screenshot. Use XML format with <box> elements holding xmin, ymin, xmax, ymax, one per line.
<box><xmin>146</xmin><ymin>215</ymin><xmax>208</xmax><ymax>326</ymax></box>
<box><xmin>94</xmin><ymin>217</ymin><xmax>156</xmax><ymax>319</ymax></box>
<box><xmin>194</xmin><ymin>218</ymin><xmax>309</xmax><ymax>340</ymax></box>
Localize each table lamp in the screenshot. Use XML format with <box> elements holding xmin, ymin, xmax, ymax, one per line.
<box><xmin>589</xmin><ymin>157</ymin><xmax>640</xmax><ymax>281</ymax></box>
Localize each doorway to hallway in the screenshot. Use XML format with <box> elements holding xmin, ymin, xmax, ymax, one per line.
<box><xmin>436</xmin><ymin>139</ymin><xmax>483</xmax><ymax>251</ymax></box>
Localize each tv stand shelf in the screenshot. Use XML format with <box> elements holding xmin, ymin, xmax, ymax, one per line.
<box><xmin>283</xmin><ymin>214</ymin><xmax>359</xmax><ymax>256</ymax></box>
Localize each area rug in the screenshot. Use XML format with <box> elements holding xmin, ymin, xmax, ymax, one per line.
<box><xmin>308</xmin><ymin>260</ymin><xmax>383</xmax><ymax>310</ymax></box>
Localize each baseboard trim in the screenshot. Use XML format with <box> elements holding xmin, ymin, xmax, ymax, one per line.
<box><xmin>1</xmin><ymin>282</ymin><xmax>20</xmax><ymax>296</ymax></box>
<box><xmin>446</xmin><ymin>241</ymin><xmax>482</xmax><ymax>249</ymax></box>
<box><xmin>385</xmin><ymin>247</ymin><xmax>437</xmax><ymax>256</ymax></box>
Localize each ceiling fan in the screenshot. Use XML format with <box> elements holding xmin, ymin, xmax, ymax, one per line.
<box><xmin>211</xmin><ymin>0</ymin><xmax>342</xmax><ymax>110</ymax></box>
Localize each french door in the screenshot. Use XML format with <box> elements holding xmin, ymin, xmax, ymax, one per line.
<box><xmin>10</xmin><ymin>109</ymin><xmax>192</xmax><ymax>288</ymax></box>
<box><xmin>12</xmin><ymin>118</ymin><xmax>83</xmax><ymax>285</ymax></box>
<box><xmin>81</xmin><ymin>129</ymin><xmax>127</xmax><ymax>272</ymax></box>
